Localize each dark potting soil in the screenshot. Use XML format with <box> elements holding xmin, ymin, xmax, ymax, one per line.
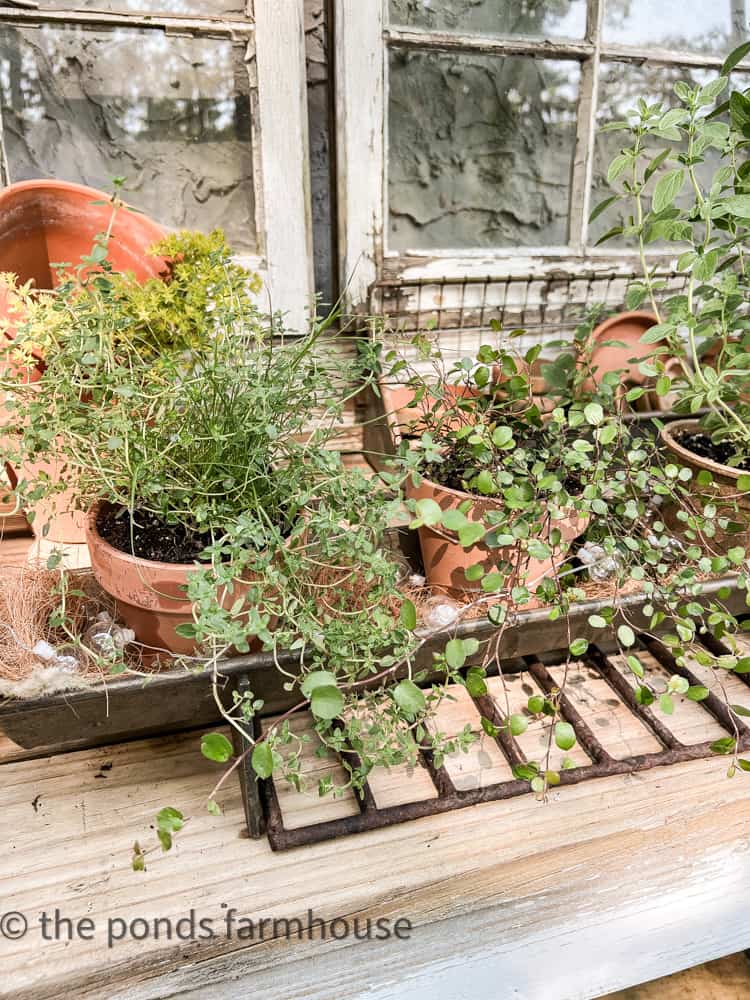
<box><xmin>97</xmin><ymin>506</ymin><xmax>214</xmax><ymax>563</ymax></box>
<box><xmin>425</xmin><ymin>426</ymin><xmax>582</xmax><ymax>496</ymax></box>
<box><xmin>675</xmin><ymin>430</ymin><xmax>750</xmax><ymax>473</ymax></box>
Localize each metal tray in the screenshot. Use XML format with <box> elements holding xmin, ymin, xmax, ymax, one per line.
<box><xmin>0</xmin><ymin>570</ymin><xmax>742</xmax><ymax>753</ymax></box>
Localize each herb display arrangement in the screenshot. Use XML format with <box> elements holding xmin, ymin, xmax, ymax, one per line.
<box><xmin>8</xmin><ymin>43</ymin><xmax>750</xmax><ymax>861</ymax></box>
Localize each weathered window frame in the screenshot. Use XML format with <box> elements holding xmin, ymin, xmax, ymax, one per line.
<box><xmin>335</xmin><ymin>0</ymin><xmax>748</xmax><ymax>311</ymax></box>
<box><xmin>0</xmin><ymin>1</ymin><xmax>314</xmax><ymax>329</ymax></box>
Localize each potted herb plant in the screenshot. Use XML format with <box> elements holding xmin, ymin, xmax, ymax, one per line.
<box><xmin>596</xmin><ymin>45</ymin><xmax>750</xmax><ymax>539</ymax></box>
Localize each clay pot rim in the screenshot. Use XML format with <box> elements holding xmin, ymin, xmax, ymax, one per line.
<box><xmin>408</xmin><ymin>473</ymin><xmax>502</xmax><ymax>509</ymax></box>
<box><xmin>660</xmin><ymin>418</ymin><xmax>745</xmax><ymax>482</ymax></box>
<box><xmin>86</xmin><ymin>502</ymin><xmax>208</xmax><ymax>573</ymax></box>
<box><xmin>0</xmin><ymin>179</ymin><xmax>167</xmax><ymax>239</ymax></box>
<box><xmin>591</xmin><ymin>309</ymin><xmax>659</xmax><ymax>340</ymax></box>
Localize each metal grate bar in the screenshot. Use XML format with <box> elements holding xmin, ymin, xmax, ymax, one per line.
<box><xmin>470</xmin><ymin>691</ymin><xmax>527</xmax><ymax>768</ymax></box>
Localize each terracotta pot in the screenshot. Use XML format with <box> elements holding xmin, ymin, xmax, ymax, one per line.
<box><xmin>585</xmin><ymin>310</ymin><xmax>659</xmax><ymax>392</ymax></box>
<box><xmin>0</xmin><ymin>180</ymin><xmax>167</xmax><ymax>295</ymax></box>
<box><xmin>21</xmin><ymin>457</ymin><xmax>87</xmax><ymax>544</ymax></box>
<box><xmin>0</xmin><ymin>181</ymin><xmax>166</xmax><ymax>540</ymax></box>
<box><xmin>86</xmin><ymin>505</ymin><xmax>205</xmax><ymax>657</ymax></box>
<box><xmin>85</xmin><ymin>504</ymin><xmax>276</xmax><ymax>659</ymax></box>
<box><xmin>381</xmin><ymin>381</ymin><xmax>482</xmax><ymax>449</ymax></box>
<box><xmin>406</xmin><ymin>477</ymin><xmax>587</xmax><ymax>597</ymax></box>
<box><xmin>660</xmin><ymin>419</ymin><xmax>750</xmax><ymax>542</ymax></box>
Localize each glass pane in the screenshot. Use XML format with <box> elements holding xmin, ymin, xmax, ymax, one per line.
<box><xmin>590</xmin><ymin>62</ymin><xmax>718</xmax><ymax>245</ymax></box>
<box><xmin>36</xmin><ymin>1</ymin><xmax>246</xmax><ymax>14</ymax></box>
<box><xmin>0</xmin><ymin>25</ymin><xmax>256</xmax><ymax>251</ymax></box>
<box><xmin>389</xmin><ymin>0</ymin><xmax>587</xmax><ymax>38</ymax></box>
<box><xmin>388</xmin><ymin>50</ymin><xmax>580</xmax><ymax>249</ymax></box>
<box><xmin>602</xmin><ymin>0</ymin><xmax>748</xmax><ymax>55</ymax></box>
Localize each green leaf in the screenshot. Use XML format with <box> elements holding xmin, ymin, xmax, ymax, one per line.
<box><xmin>310</xmin><ymin>685</ymin><xmax>345</xmax><ymax>720</ymax></box>
<box><xmin>481</xmin><ymin>571</ymin><xmax>505</xmax><ymax>592</ymax></box>
<box><xmin>491</xmin><ymin>426</ymin><xmax>514</xmax><ymax>449</ymax></box>
<box><xmin>722</xmin><ymin>41</ymin><xmax>750</xmax><ymax>75</ymax></box>
<box><xmin>584</xmin><ymin>402</ymin><xmax>603</xmax><ymax>426</ymax></box>
<box><xmin>465</xmin><ymin>668</ymin><xmax>487</xmax><ymax>698</ymax></box>
<box><xmin>652</xmin><ymin>169</ymin><xmax>685</xmax><ymax>213</ymax></box>
<box><xmin>400</xmin><ymin>598</ymin><xmax>417</xmax><ymax>630</ymax></box>
<box><xmin>731</xmin><ymin>703</ymin><xmax>750</xmax><ymax>717</ymax></box>
<box><xmin>445</xmin><ymin>638</ymin><xmax>468</xmax><ymax>669</ymax></box>
<box><xmin>597</xmin><ymin>423</ymin><xmax>618</xmax><ymax>445</ymax></box>
<box><xmin>570</xmin><ymin>638</ymin><xmax>589</xmax><ymax>657</ymax></box>
<box><xmin>458</xmin><ymin>522</ymin><xmax>486</xmax><ymax>548</ymax></box>
<box><xmin>414</xmin><ymin>498</ymin><xmax>442</xmax><ymax>526</ymax></box>
<box><xmin>441</xmin><ymin>508</ymin><xmax>467</xmax><ymax>532</ymax></box>
<box><xmin>174</xmin><ymin>621</ymin><xmax>197</xmax><ymax>639</ymax></box>
<box><xmin>513</xmin><ymin>762</ymin><xmax>539</xmax><ymax>781</ymax></box>
<box><xmin>617</xmin><ymin>624</ymin><xmax>636</xmax><ymax>648</ymax></box>
<box><xmin>711</xmin><ymin>736</ymin><xmax>737</xmax><ymax>755</ymax></box>
<box><xmin>644</xmin><ymin>147</ymin><xmax>671</xmax><ymax>183</ymax></box>
<box><xmin>207</xmin><ymin>799</ymin><xmax>222</xmax><ymax>816</ymax></box>
<box><xmin>301</xmin><ymin>670</ymin><xmax>339</xmax><ymax>699</ymax></box>
<box><xmin>509</xmin><ymin>713</ymin><xmax>528</xmax><ymax>736</ymax></box>
<box><xmin>554</xmin><ymin>722</ymin><xmax>576</xmax><ymax>751</ymax></box>
<box><xmin>201</xmin><ymin>732</ymin><xmax>234</xmax><ymax>763</ymax></box>
<box><xmin>655</xmin><ymin>375</ymin><xmax>672</xmax><ymax>397</ymax></box>
<box><xmin>588</xmin><ymin>614</ymin><xmax>607</xmax><ymax>629</ymax></box>
<box><xmin>251</xmin><ymin>741</ymin><xmax>274</xmax><ymax>779</ymax></box>
<box><xmin>530</xmin><ymin>776</ymin><xmax>545</xmax><ymax>794</ymax></box>
<box><xmin>156</xmin><ymin>806</ymin><xmax>184</xmax><ymax>834</ymax></box>
<box><xmin>607</xmin><ymin>152</ymin><xmax>631</xmax><ymax>184</ymax></box>
<box><xmin>589</xmin><ymin>194</ymin><xmax>618</xmax><ymax>223</ymax></box>
<box><xmin>626</xmin><ymin>654</ymin><xmax>645</xmax><ymax>678</ymax></box>
<box><xmin>481</xmin><ymin>716</ymin><xmax>500</xmax><ymax>738</ymax></box>
<box><xmin>527</xmin><ymin>695</ymin><xmax>545</xmax><ymax>714</ymax></box>
<box><xmin>686</xmin><ymin>685</ymin><xmax>710</xmax><ymax>701</ymax></box>
<box><xmin>659</xmin><ymin>693</ymin><xmax>675</xmax><ymax>715</ymax></box>
<box><xmin>394</xmin><ymin>679</ymin><xmax>426</xmax><ymax>717</ymax></box>
<box><xmin>635</xmin><ymin>685</ymin><xmax>655</xmax><ymax>706</ymax></box>
<box><xmin>464</xmin><ymin>563</ymin><xmax>485</xmax><ymax>582</ymax></box>
<box><xmin>723</xmin><ymin>194</ymin><xmax>750</xmax><ymax>218</ymax></box>
<box><xmin>474</xmin><ymin>469</ymin><xmax>496</xmax><ymax>495</ymax></box>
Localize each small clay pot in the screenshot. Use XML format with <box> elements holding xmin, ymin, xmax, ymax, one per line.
<box><xmin>86</xmin><ymin>505</ymin><xmax>207</xmax><ymax>657</ymax></box>
<box><xmin>660</xmin><ymin>419</ymin><xmax>750</xmax><ymax>542</ymax></box>
<box><xmin>85</xmin><ymin>504</ymin><xmax>282</xmax><ymax>659</ymax></box>
<box><xmin>585</xmin><ymin>310</ymin><xmax>660</xmax><ymax>392</ymax></box>
<box><xmin>381</xmin><ymin>381</ymin><xmax>482</xmax><ymax>448</ymax></box>
<box><xmin>406</xmin><ymin>477</ymin><xmax>587</xmax><ymax>597</ymax></box>
<box><xmin>21</xmin><ymin>456</ymin><xmax>87</xmax><ymax>544</ymax></box>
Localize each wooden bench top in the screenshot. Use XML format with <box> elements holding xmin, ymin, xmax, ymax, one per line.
<box><xmin>2</xmin><ymin>724</ymin><xmax>750</xmax><ymax>1000</ymax></box>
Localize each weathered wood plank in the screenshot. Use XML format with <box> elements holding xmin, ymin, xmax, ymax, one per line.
<box><xmin>3</xmin><ymin>728</ymin><xmax>750</xmax><ymax>1000</ymax></box>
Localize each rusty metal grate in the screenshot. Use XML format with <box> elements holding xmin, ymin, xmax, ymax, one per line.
<box><xmin>371</xmin><ymin>269</ymin><xmax>688</xmax><ymax>343</ymax></box>
<box><xmin>233</xmin><ymin>632</ymin><xmax>750</xmax><ymax>851</ymax></box>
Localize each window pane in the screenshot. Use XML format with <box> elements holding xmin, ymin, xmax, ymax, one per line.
<box><xmin>590</xmin><ymin>62</ymin><xmax>719</xmax><ymax>245</ymax></box>
<box><xmin>36</xmin><ymin>1</ymin><xmax>246</xmax><ymax>14</ymax></box>
<box><xmin>602</xmin><ymin>0</ymin><xmax>747</xmax><ymax>54</ymax></box>
<box><xmin>390</xmin><ymin>0</ymin><xmax>587</xmax><ymax>38</ymax></box>
<box><xmin>389</xmin><ymin>50</ymin><xmax>580</xmax><ymax>250</ymax></box>
<box><xmin>0</xmin><ymin>25</ymin><xmax>256</xmax><ymax>251</ymax></box>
